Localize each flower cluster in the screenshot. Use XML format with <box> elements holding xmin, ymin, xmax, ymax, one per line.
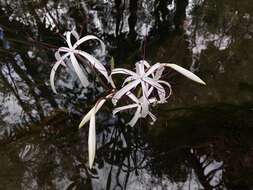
<box><xmin>50</xmin><ymin>31</ymin><xmax>206</xmax><ymax>168</ymax></box>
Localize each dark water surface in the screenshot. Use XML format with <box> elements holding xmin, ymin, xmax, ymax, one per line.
<box><xmin>0</xmin><ymin>0</ymin><xmax>253</xmax><ymax>189</ymax></box>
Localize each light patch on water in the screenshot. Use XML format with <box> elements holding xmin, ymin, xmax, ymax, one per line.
<box><xmin>186</xmin><ymin>0</ymin><xmax>231</xmax><ymax>71</ymax></box>
<box><xmin>93</xmin><ymin>162</ymin><xmax>205</xmax><ymax>190</ymax></box>
<box><xmin>0</xmin><ymin>94</ymin><xmax>23</xmax><ymax>124</ymax></box>
<box><xmin>204</xmin><ymin>159</ymin><xmax>224</xmax><ymax>187</ymax></box>
<box><xmin>199</xmin><ymin>154</ymin><xmax>225</xmax><ymax>188</ymax></box>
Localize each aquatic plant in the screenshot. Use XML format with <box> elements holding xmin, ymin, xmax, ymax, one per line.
<box><xmin>50</xmin><ymin>31</ymin><xmax>206</xmax><ymax>168</ymax></box>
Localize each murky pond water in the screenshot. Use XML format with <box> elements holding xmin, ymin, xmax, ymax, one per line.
<box><xmin>0</xmin><ymin>0</ymin><xmax>253</xmax><ymax>189</ymax></box>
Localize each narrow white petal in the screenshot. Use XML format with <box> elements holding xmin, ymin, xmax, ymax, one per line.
<box><xmin>135</xmin><ymin>61</ymin><xmax>145</xmax><ymax>76</ymax></box>
<box><xmin>58</xmin><ymin>47</ymin><xmax>71</xmax><ymax>53</ymax></box>
<box><xmin>79</xmin><ymin>98</ymin><xmax>106</xmax><ymax>129</ymax></box>
<box><xmin>141</xmin><ymin>100</ymin><xmax>149</xmax><ymax>117</ymax></box>
<box><xmin>140</xmin><ymin>81</ymin><xmax>150</xmax><ymax>117</ymax></box>
<box><xmin>141</xmin><ymin>80</ymin><xmax>150</xmax><ymax>98</ymax></box>
<box><xmin>147</xmin><ymin>86</ymin><xmax>154</xmax><ymax>97</ymax></box>
<box><xmin>122</xmin><ymin>76</ymin><xmax>136</xmax><ymax>86</ymax></box>
<box><xmin>155</xmin><ymin>66</ymin><xmax>164</xmax><ymax>80</ymax></box>
<box><xmin>50</xmin><ymin>53</ymin><xmax>69</xmax><ymax>93</ymax></box>
<box><xmin>73</xmin><ymin>35</ymin><xmax>105</xmax><ymax>54</ymax></box>
<box><xmin>108</xmin><ymin>75</ymin><xmax>116</xmax><ymax>88</ymax></box>
<box><xmin>79</xmin><ymin>107</ymin><xmax>95</xmax><ymax>128</ymax></box>
<box><xmin>144</xmin><ymin>63</ymin><xmax>161</xmax><ymax>77</ymax></box>
<box><xmin>70</xmin><ymin>54</ymin><xmax>90</xmax><ymax>87</ymax></box>
<box><xmin>71</xmin><ymin>30</ymin><xmax>80</xmax><ymax>41</ymax></box>
<box><xmin>127</xmin><ymin>106</ymin><xmax>142</xmax><ymax>127</ymax></box>
<box><xmin>141</xmin><ymin>60</ymin><xmax>151</xmax><ymax>68</ymax></box>
<box><xmin>162</xmin><ymin>63</ymin><xmax>206</xmax><ymax>85</ymax></box>
<box><xmin>112</xmin><ymin>79</ymin><xmax>140</xmax><ymax>105</ymax></box>
<box><xmin>77</xmin><ymin>50</ymin><xmax>110</xmax><ymax>82</ymax></box>
<box><xmin>157</xmin><ymin>80</ymin><xmax>173</xmax><ymax>100</ymax></box>
<box><xmin>144</xmin><ymin>77</ymin><xmax>166</xmax><ymax>102</ymax></box>
<box><xmin>111</xmin><ymin>68</ymin><xmax>138</xmax><ymax>77</ymax></box>
<box><xmin>148</xmin><ymin>111</ymin><xmax>157</xmax><ymax>122</ymax></box>
<box><xmin>88</xmin><ymin>112</ymin><xmax>96</xmax><ymax>168</ymax></box>
<box><xmin>66</xmin><ymin>31</ymin><xmax>73</xmax><ymax>49</ymax></box>
<box><xmin>94</xmin><ymin>99</ymin><xmax>107</xmax><ymax>113</ymax></box>
<box><xmin>148</xmin><ymin>97</ymin><xmax>157</xmax><ymax>104</ymax></box>
<box><xmin>55</xmin><ymin>51</ymin><xmax>61</xmax><ymax>61</ymax></box>
<box><xmin>113</xmin><ymin>104</ymin><xmax>138</xmax><ymax>115</ymax></box>
<box><xmin>126</xmin><ymin>92</ymin><xmax>139</xmax><ymax>103</ymax></box>
<box><xmin>50</xmin><ymin>61</ymin><xmax>62</xmax><ymax>94</ymax></box>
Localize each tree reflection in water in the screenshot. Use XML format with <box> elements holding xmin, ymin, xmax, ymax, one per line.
<box><xmin>0</xmin><ymin>0</ymin><xmax>253</xmax><ymax>189</ymax></box>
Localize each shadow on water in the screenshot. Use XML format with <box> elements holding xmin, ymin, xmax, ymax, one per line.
<box><xmin>0</xmin><ymin>0</ymin><xmax>253</xmax><ymax>189</ymax></box>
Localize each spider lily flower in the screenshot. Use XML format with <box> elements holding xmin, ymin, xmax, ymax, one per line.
<box><xmin>50</xmin><ymin>30</ymin><xmax>111</xmax><ymax>93</ymax></box>
<box><xmin>111</xmin><ymin>60</ymin><xmax>172</xmax><ymax>113</ymax></box>
<box><xmin>113</xmin><ymin>92</ymin><xmax>157</xmax><ymax>127</ymax></box>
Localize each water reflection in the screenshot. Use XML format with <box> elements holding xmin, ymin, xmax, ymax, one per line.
<box><xmin>2</xmin><ymin>104</ymin><xmax>253</xmax><ymax>189</ymax></box>
<box><xmin>0</xmin><ymin>0</ymin><xmax>253</xmax><ymax>189</ymax></box>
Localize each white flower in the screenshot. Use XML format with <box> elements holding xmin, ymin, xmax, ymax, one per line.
<box><xmin>110</xmin><ymin>60</ymin><xmax>206</xmax><ymax>119</ymax></box>
<box><xmin>50</xmin><ymin>30</ymin><xmax>111</xmax><ymax>93</ymax></box>
<box><xmin>111</xmin><ymin>60</ymin><xmax>172</xmax><ymax>116</ymax></box>
<box><xmin>113</xmin><ymin>92</ymin><xmax>157</xmax><ymax>127</ymax></box>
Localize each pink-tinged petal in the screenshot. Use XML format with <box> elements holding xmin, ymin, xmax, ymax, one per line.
<box><xmin>88</xmin><ymin>112</ymin><xmax>96</xmax><ymax>168</ymax></box>
<box><xmin>58</xmin><ymin>47</ymin><xmax>71</xmax><ymax>53</ymax></box>
<box><xmin>144</xmin><ymin>63</ymin><xmax>161</xmax><ymax>77</ymax></box>
<box><xmin>73</xmin><ymin>35</ymin><xmax>105</xmax><ymax>54</ymax></box>
<box><xmin>112</xmin><ymin>104</ymin><xmax>138</xmax><ymax>115</ymax></box>
<box><xmin>70</xmin><ymin>54</ymin><xmax>90</xmax><ymax>88</ymax></box>
<box><xmin>127</xmin><ymin>106</ymin><xmax>142</xmax><ymax>127</ymax></box>
<box><xmin>162</xmin><ymin>63</ymin><xmax>206</xmax><ymax>85</ymax></box>
<box><xmin>143</xmin><ymin>77</ymin><xmax>166</xmax><ymax>102</ymax></box>
<box><xmin>112</xmin><ymin>79</ymin><xmax>141</xmax><ymax>105</ymax></box>
<box><xmin>157</xmin><ymin>80</ymin><xmax>173</xmax><ymax>100</ymax></box>
<box><xmin>155</xmin><ymin>66</ymin><xmax>164</xmax><ymax>80</ymax></box>
<box><xmin>111</xmin><ymin>68</ymin><xmax>138</xmax><ymax>77</ymax></box>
